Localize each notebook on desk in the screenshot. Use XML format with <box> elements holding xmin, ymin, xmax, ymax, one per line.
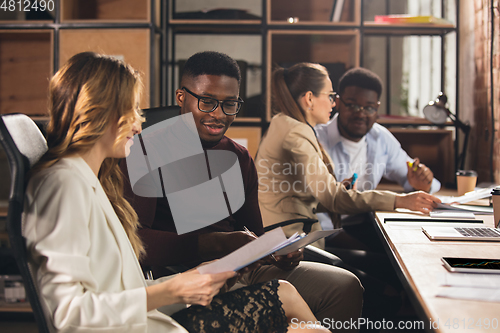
<box><xmin>422</xmin><ymin>224</ymin><xmax>500</xmax><ymax>241</ymax></box>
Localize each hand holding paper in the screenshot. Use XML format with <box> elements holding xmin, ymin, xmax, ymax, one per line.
<box><xmin>197</xmin><ymin>228</ymin><xmax>339</xmax><ymax>274</ymax></box>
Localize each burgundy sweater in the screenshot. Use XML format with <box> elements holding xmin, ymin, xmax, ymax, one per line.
<box><xmin>122</xmin><ymin>136</ymin><xmax>264</xmax><ymax>267</ymax></box>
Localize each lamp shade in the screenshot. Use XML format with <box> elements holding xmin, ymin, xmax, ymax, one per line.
<box><xmin>423</xmin><ymin>92</ymin><xmax>449</xmax><ymax>124</ymax></box>
<box><xmin>423</xmin><ymin>103</ymin><xmax>448</xmax><ymax>124</ymax></box>
<box><xmin>422</xmin><ymin>93</ymin><xmax>471</xmax><ymax>171</ymax></box>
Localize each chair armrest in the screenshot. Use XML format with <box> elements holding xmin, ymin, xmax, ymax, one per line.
<box><xmin>303</xmin><ymin>245</ymin><xmax>343</xmax><ymax>266</ymax></box>
<box><xmin>263</xmin><ymin>218</ymin><xmax>318</xmax><ymax>234</ymax></box>
<box><xmin>143</xmin><ymin>265</ymin><xmax>189</xmax><ymax>280</ymax></box>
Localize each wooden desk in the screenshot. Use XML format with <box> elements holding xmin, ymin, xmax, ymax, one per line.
<box><xmin>372</xmin><ymin>211</ymin><xmax>500</xmax><ymax>332</ymax></box>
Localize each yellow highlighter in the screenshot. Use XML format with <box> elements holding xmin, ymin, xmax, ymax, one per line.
<box><xmin>408</xmin><ymin>161</ymin><xmax>418</xmax><ymax>172</ymax></box>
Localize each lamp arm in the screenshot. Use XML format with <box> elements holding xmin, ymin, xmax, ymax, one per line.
<box><xmin>447</xmin><ymin>110</ymin><xmax>471</xmax><ymax>133</ymax></box>
<box><xmin>457</xmin><ymin>125</ymin><xmax>470</xmax><ymax>171</ymax></box>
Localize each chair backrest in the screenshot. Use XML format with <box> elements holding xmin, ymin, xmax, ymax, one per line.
<box><xmin>0</xmin><ymin>114</ymin><xmax>50</xmax><ymax>333</ymax></box>
<box><xmin>138</xmin><ymin>105</ymin><xmax>190</xmax><ymax>278</ymax></box>
<box><xmin>142</xmin><ymin>105</ymin><xmax>181</xmax><ymax>129</ymax></box>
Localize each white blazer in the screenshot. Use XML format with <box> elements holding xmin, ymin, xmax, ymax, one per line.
<box><xmin>23</xmin><ymin>156</ymin><xmax>188</xmax><ymax>333</ymax></box>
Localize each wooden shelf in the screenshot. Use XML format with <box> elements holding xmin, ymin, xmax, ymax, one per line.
<box><xmin>169</xmin><ymin>19</ymin><xmax>261</xmax><ymax>25</ymax></box>
<box><xmin>61</xmin><ymin>0</ymin><xmax>159</xmax><ymax>24</ymax></box>
<box><xmin>267</xmin><ymin>21</ymin><xmax>359</xmax><ymax>28</ymax></box>
<box><xmin>0</xmin><ymin>30</ymin><xmax>53</xmax><ymax>116</ymax></box>
<box><xmin>363</xmin><ymin>21</ymin><xmax>456</xmax><ymax>36</ymax></box>
<box><xmin>233</xmin><ymin>117</ymin><xmax>262</xmax><ymax>123</ymax></box>
<box><xmin>0</xmin><ymin>301</ymin><xmax>32</xmax><ymax>313</ymax></box>
<box><xmin>377</xmin><ymin>116</ymin><xmax>455</xmax><ymax>127</ymax></box>
<box><xmin>170</xmin><ymin>24</ymin><xmax>262</xmax><ymax>34</ymax></box>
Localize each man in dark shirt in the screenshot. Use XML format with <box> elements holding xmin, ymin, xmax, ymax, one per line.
<box><xmin>123</xmin><ymin>51</ymin><xmax>363</xmax><ymax>327</ymax></box>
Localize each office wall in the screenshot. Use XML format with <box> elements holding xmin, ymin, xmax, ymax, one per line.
<box><xmin>469</xmin><ymin>0</ymin><xmax>499</xmax><ymax>184</ymax></box>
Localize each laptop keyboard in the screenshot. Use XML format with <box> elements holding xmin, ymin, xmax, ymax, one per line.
<box><xmin>455</xmin><ymin>227</ymin><xmax>500</xmax><ymax>238</ymax></box>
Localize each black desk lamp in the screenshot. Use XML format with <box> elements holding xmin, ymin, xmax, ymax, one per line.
<box><xmin>423</xmin><ymin>92</ymin><xmax>470</xmax><ymax>171</ymax></box>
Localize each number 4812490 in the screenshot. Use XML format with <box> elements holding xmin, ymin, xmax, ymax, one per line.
<box><xmin>0</xmin><ymin>0</ymin><xmax>55</xmax><ymax>12</ymax></box>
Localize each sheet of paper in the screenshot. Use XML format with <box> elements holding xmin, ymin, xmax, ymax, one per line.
<box><xmin>436</xmin><ymin>187</ymin><xmax>495</xmax><ymax>205</ymax></box>
<box><xmin>274</xmin><ymin>229</ymin><xmax>340</xmax><ymax>256</ymax></box>
<box><xmin>436</xmin><ymin>272</ymin><xmax>500</xmax><ymax>302</ymax></box>
<box><xmin>430</xmin><ymin>211</ymin><xmax>476</xmax><ymax>219</ymax></box>
<box><xmin>384</xmin><ymin>216</ymin><xmax>483</xmax><ymax>227</ymax></box>
<box><xmin>437</xmin><ymin>272</ymin><xmax>500</xmax><ymax>288</ymax></box>
<box><xmin>197</xmin><ymin>228</ymin><xmax>290</xmax><ymax>274</ymax></box>
<box><xmin>436</xmin><ymin>287</ymin><xmax>500</xmax><ymax>302</ymax></box>
<box><xmin>434</xmin><ymin>203</ymin><xmax>493</xmax><ymax>214</ymax></box>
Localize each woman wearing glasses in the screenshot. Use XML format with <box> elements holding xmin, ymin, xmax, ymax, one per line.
<box><xmin>255</xmin><ymin>63</ymin><xmax>440</xmax><ymax>248</ymax></box>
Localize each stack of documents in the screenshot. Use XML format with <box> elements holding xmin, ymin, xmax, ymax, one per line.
<box><xmin>432</xmin><ymin>187</ymin><xmax>495</xmax><ymax>218</ymax></box>
<box><xmin>197</xmin><ymin>228</ymin><xmax>338</xmax><ymax>274</ymax></box>
<box><xmin>437</xmin><ymin>187</ymin><xmax>494</xmax><ymax>205</ymax></box>
<box><xmin>436</xmin><ymin>272</ymin><xmax>500</xmax><ymax>302</ymax></box>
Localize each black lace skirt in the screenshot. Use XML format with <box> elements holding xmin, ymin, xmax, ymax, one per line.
<box><xmin>171</xmin><ymin>279</ymin><xmax>288</xmax><ymax>333</ymax></box>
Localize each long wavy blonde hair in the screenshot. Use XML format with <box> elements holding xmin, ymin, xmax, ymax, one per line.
<box><xmin>32</xmin><ymin>52</ymin><xmax>145</xmax><ymax>258</ymax></box>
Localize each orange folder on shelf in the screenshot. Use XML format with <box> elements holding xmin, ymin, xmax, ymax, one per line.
<box><xmin>374</xmin><ymin>15</ymin><xmax>452</xmax><ymax>25</ymax></box>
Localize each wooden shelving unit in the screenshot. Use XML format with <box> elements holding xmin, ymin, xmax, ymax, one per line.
<box><xmin>0</xmin><ymin>0</ymin><xmax>164</xmax><ymax>115</ymax></box>
<box><xmin>165</xmin><ymin>0</ymin><xmax>458</xmax><ymax>156</ymax></box>
<box><xmin>165</xmin><ymin>0</ymin><xmax>459</xmax><ymax>183</ymax></box>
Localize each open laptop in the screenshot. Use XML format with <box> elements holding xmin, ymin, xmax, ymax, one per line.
<box><xmin>422</xmin><ymin>223</ymin><xmax>500</xmax><ymax>241</ymax></box>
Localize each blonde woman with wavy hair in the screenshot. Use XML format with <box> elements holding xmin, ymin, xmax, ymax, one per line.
<box><xmin>23</xmin><ymin>52</ymin><xmax>330</xmax><ymax>333</ymax></box>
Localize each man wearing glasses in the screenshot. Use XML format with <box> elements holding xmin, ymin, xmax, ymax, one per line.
<box><xmin>314</xmin><ymin>67</ymin><xmax>440</xmax><ymax>252</ymax></box>
<box><xmin>123</xmin><ymin>51</ymin><xmax>364</xmax><ymax>328</ymax></box>
<box><xmin>315</xmin><ymin>67</ymin><xmax>440</xmax><ymax>196</ymax></box>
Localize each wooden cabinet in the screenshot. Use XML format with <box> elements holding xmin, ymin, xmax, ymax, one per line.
<box><xmin>59</xmin><ymin>29</ymin><xmax>156</xmax><ymax>108</ymax></box>
<box><xmin>0</xmin><ymin>31</ymin><xmax>52</xmax><ymax>116</ymax></box>
<box><xmin>389</xmin><ymin>128</ymin><xmax>454</xmax><ymax>185</ymax></box>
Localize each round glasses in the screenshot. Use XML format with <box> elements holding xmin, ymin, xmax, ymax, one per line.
<box><xmin>337</xmin><ymin>95</ymin><xmax>380</xmax><ymax>115</ymax></box>
<box><xmin>182</xmin><ymin>87</ymin><xmax>244</xmax><ymax>116</ymax></box>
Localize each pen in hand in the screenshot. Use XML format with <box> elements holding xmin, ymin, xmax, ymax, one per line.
<box><xmin>243</xmin><ymin>226</ymin><xmax>257</xmax><ymax>238</ymax></box>
<box><xmin>408</xmin><ymin>161</ymin><xmax>418</xmax><ymax>172</ymax></box>
<box><xmin>243</xmin><ymin>226</ymin><xmax>277</xmax><ymax>262</ymax></box>
<box><xmin>346</xmin><ymin>173</ymin><xmax>358</xmax><ymax>190</ymax></box>
<box><xmin>350</xmin><ymin>173</ymin><xmax>358</xmax><ymax>188</ymax></box>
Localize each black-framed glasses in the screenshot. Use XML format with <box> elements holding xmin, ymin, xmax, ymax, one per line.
<box><xmin>318</xmin><ymin>91</ymin><xmax>336</xmax><ymax>104</ymax></box>
<box><xmin>182</xmin><ymin>87</ymin><xmax>244</xmax><ymax>116</ymax></box>
<box><xmin>337</xmin><ymin>95</ymin><xmax>380</xmax><ymax>115</ymax></box>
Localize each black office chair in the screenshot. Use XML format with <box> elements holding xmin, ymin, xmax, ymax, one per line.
<box><xmin>142</xmin><ymin>105</ymin><xmax>181</xmax><ymax>129</ymax></box>
<box><xmin>0</xmin><ymin>114</ymin><xmax>50</xmax><ymax>333</ymax></box>
<box><xmin>263</xmin><ymin>218</ymin><xmax>318</xmax><ymax>234</ymax></box>
<box><xmin>139</xmin><ymin>106</ymin><xmax>189</xmax><ymax>277</ymax></box>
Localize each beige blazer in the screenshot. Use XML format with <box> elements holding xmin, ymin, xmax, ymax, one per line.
<box><xmin>23</xmin><ymin>157</ymin><xmax>187</xmax><ymax>333</ymax></box>
<box><xmin>256</xmin><ymin>113</ymin><xmax>396</xmax><ymax>248</ymax></box>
